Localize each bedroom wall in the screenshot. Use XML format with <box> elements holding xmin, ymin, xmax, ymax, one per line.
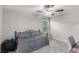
<box><xmin>3</xmin><ymin>9</ymin><xmax>42</xmax><ymax>40</ymax></box>
<box><xmin>3</xmin><ymin>5</ymin><xmax>79</xmax><ymax>46</ymax></box>
<box><xmin>0</xmin><ymin>6</ymin><xmax>3</xmax><ymax>44</ymax></box>
<box><xmin>50</xmin><ymin>5</ymin><xmax>79</xmax><ymax>47</ymax></box>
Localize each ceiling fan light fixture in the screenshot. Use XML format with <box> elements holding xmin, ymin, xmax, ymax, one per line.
<box><xmin>46</xmin><ymin>11</ymin><xmax>55</xmax><ymax>17</ymax></box>
<box><xmin>47</xmin><ymin>7</ymin><xmax>53</xmax><ymax>12</ymax></box>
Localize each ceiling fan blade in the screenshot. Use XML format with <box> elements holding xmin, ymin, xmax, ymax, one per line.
<box><xmin>36</xmin><ymin>10</ymin><xmax>43</xmax><ymax>13</ymax></box>
<box><xmin>56</xmin><ymin>9</ymin><xmax>64</xmax><ymax>12</ymax></box>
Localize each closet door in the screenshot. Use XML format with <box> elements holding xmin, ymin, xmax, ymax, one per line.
<box><xmin>42</xmin><ymin>20</ymin><xmax>48</xmax><ymax>32</ymax></box>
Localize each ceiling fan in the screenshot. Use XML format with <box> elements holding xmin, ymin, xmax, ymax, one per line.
<box><xmin>36</xmin><ymin>5</ymin><xmax>64</xmax><ymax>17</ymax></box>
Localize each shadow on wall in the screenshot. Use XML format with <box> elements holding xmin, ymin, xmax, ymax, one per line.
<box><xmin>50</xmin><ymin>20</ymin><xmax>79</xmax><ymax>44</ymax></box>
<box><xmin>3</xmin><ymin>9</ymin><xmax>42</xmax><ymax>40</ymax></box>
<box><xmin>50</xmin><ymin>5</ymin><xmax>79</xmax><ymax>43</ymax></box>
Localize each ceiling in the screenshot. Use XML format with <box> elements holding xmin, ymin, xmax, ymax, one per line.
<box><xmin>2</xmin><ymin>5</ymin><xmax>79</xmax><ymax>28</ymax></box>
<box><xmin>3</xmin><ymin>5</ymin><xmax>65</xmax><ymax>16</ymax></box>
<box><xmin>3</xmin><ymin>5</ymin><xmax>40</xmax><ymax>15</ymax></box>
<box><xmin>3</xmin><ymin>5</ymin><xmax>79</xmax><ymax>17</ymax></box>
<box><xmin>3</xmin><ymin>5</ymin><xmax>79</xmax><ymax>14</ymax></box>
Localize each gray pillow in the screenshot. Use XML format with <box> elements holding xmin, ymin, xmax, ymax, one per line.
<box><xmin>18</xmin><ymin>32</ymin><xmax>31</xmax><ymax>38</ymax></box>
<box><xmin>31</xmin><ymin>31</ymin><xmax>41</xmax><ymax>36</ymax></box>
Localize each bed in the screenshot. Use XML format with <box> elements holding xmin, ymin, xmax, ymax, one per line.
<box><xmin>15</xmin><ymin>30</ymin><xmax>49</xmax><ymax>53</ymax></box>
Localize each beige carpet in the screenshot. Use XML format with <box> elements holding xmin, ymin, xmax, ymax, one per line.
<box><xmin>32</xmin><ymin>39</ymin><xmax>69</xmax><ymax>53</ymax></box>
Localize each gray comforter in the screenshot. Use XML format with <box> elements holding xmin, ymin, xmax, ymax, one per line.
<box><xmin>16</xmin><ymin>30</ymin><xmax>49</xmax><ymax>53</ymax></box>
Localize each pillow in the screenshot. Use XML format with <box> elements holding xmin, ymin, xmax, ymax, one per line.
<box><xmin>18</xmin><ymin>31</ymin><xmax>31</xmax><ymax>38</ymax></box>
<box><xmin>18</xmin><ymin>30</ymin><xmax>41</xmax><ymax>38</ymax></box>
<box><xmin>31</xmin><ymin>31</ymin><xmax>41</xmax><ymax>36</ymax></box>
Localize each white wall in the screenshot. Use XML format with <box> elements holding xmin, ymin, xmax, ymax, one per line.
<box><xmin>3</xmin><ymin>9</ymin><xmax>42</xmax><ymax>39</ymax></box>
<box><xmin>0</xmin><ymin>6</ymin><xmax>3</xmax><ymax>44</ymax></box>
<box><xmin>50</xmin><ymin>5</ymin><xmax>79</xmax><ymax>45</ymax></box>
<box><xmin>3</xmin><ymin>5</ymin><xmax>79</xmax><ymax>46</ymax></box>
